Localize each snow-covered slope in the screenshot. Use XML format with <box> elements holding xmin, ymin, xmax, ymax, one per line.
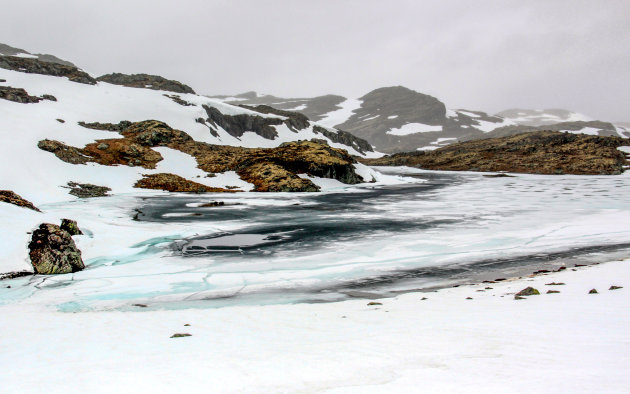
<box><xmin>0</xmin><ymin>64</ymin><xmax>380</xmax><ymax>205</ymax></box>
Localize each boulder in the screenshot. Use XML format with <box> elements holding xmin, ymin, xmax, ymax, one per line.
<box><xmin>60</xmin><ymin>218</ymin><xmax>82</xmax><ymax>235</ymax></box>
<box><xmin>28</xmin><ymin>223</ymin><xmax>84</xmax><ymax>274</ymax></box>
<box><xmin>515</xmin><ymin>287</ymin><xmax>540</xmax><ymax>297</ymax></box>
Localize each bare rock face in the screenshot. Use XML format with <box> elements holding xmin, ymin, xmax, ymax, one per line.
<box><xmin>0</xmin><ymin>56</ymin><xmax>96</xmax><ymax>84</ymax></box>
<box><xmin>28</xmin><ymin>223</ymin><xmax>84</xmax><ymax>275</ymax></box>
<box><xmin>0</xmin><ymin>190</ymin><xmax>40</xmax><ymax>211</ymax></box>
<box><xmin>96</xmin><ymin>73</ymin><xmax>195</xmax><ymax>94</ymax></box>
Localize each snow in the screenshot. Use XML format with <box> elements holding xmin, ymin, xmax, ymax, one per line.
<box><xmin>387</xmin><ymin>123</ymin><xmax>442</xmax><ymax>136</ymax></box>
<box><xmin>287</xmin><ymin>103</ymin><xmax>307</xmax><ymax>111</ymax></box>
<box><xmin>361</xmin><ymin>114</ymin><xmax>380</xmax><ymax>121</ymax></box>
<box><xmin>473</xmin><ymin>118</ymin><xmax>514</xmax><ymax>133</ymax></box>
<box><xmin>431</xmin><ymin>137</ymin><xmax>457</xmax><ymax>145</ymax></box>
<box><xmin>562</xmin><ymin>127</ymin><xmax>601</xmax><ymax>136</ymax></box>
<box><xmin>457</xmin><ymin>110</ymin><xmax>480</xmax><ymax>118</ymax></box>
<box><xmin>618</xmin><ymin>146</ymin><xmax>630</xmax><ymax>154</ymax></box>
<box><xmin>317</xmin><ymin>98</ymin><xmax>362</xmax><ymax>127</ymax></box>
<box><xmin>1</xmin><ymin>257</ymin><xmax>628</xmax><ymax>392</ymax></box>
<box><xmin>387</xmin><ymin>115</ymin><xmax>399</xmax><ymax>119</ymax></box>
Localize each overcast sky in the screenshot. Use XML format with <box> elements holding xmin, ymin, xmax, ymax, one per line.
<box><xmin>2</xmin><ymin>0</ymin><xmax>629</xmax><ymax>120</ymax></box>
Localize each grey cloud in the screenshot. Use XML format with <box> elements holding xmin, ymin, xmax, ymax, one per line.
<box><xmin>1</xmin><ymin>0</ymin><xmax>628</xmax><ymax>120</ymax></box>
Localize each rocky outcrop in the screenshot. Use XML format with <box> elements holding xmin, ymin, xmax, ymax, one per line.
<box><xmin>39</xmin><ymin>119</ymin><xmax>364</xmax><ymax>192</ymax></box>
<box><xmin>134</xmin><ymin>173</ymin><xmax>235</xmax><ymax>193</ymax></box>
<box><xmin>212</xmin><ymin>91</ymin><xmax>346</xmax><ymax>122</ymax></box>
<box><xmin>28</xmin><ymin>222</ymin><xmax>84</xmax><ymax>275</ymax></box>
<box><xmin>0</xmin><ymin>190</ymin><xmax>40</xmax><ymax>211</ymax></box>
<box><xmin>64</xmin><ymin>182</ymin><xmax>111</xmax><ymax>198</ymax></box>
<box><xmin>96</xmin><ymin>73</ymin><xmax>195</xmax><ymax>94</ymax></box>
<box><xmin>203</xmin><ymin>105</ymin><xmax>283</xmax><ymax>139</ymax></box>
<box><xmin>164</xmin><ymin>94</ymin><xmax>194</xmax><ymax>106</ymax></box>
<box><xmin>78</xmin><ymin>120</ymin><xmax>132</xmax><ymax>132</ymax></box>
<box><xmin>239</xmin><ymin>104</ymin><xmax>310</xmax><ymax>131</ymax></box>
<box><xmin>0</xmin><ymin>56</ymin><xmax>96</xmax><ymax>84</ymax></box>
<box><xmin>60</xmin><ymin>219</ymin><xmax>82</xmax><ymax>235</ymax></box>
<box><xmin>312</xmin><ymin>125</ymin><xmax>373</xmax><ymax>154</ymax></box>
<box><xmin>0</xmin><ymin>86</ymin><xmax>56</xmax><ymax>103</ymax></box>
<box><xmin>360</xmin><ymin>131</ymin><xmax>630</xmax><ymax>175</ymax></box>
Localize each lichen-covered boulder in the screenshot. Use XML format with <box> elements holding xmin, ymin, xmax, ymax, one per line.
<box><xmin>28</xmin><ymin>223</ymin><xmax>84</xmax><ymax>274</ymax></box>
<box><xmin>60</xmin><ymin>218</ymin><xmax>82</xmax><ymax>235</ymax></box>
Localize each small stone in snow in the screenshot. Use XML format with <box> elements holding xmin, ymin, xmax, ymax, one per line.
<box><xmin>515</xmin><ymin>287</ymin><xmax>540</xmax><ymax>296</ymax></box>
<box><xmin>421</xmin><ymin>297</ymin><xmax>428</xmax><ymax>300</ymax></box>
<box><xmin>367</xmin><ymin>302</ymin><xmax>382</xmax><ymax>306</ymax></box>
<box><xmin>547</xmin><ymin>290</ymin><xmax>560</xmax><ymax>294</ymax></box>
<box><xmin>132</xmin><ymin>303</ymin><xmax>148</xmax><ymax>308</ymax></box>
<box><xmin>184</xmin><ymin>324</ymin><xmax>191</xmax><ymax>326</ymax></box>
<box><xmin>545</xmin><ymin>282</ymin><xmax>565</xmax><ymax>286</ymax></box>
<box><xmin>588</xmin><ymin>288</ymin><xmax>598</xmax><ymax>294</ymax></box>
<box><xmin>609</xmin><ymin>286</ymin><xmax>623</xmax><ymax>290</ymax></box>
<box><xmin>466</xmin><ymin>297</ymin><xmax>473</xmax><ymax>300</ymax></box>
<box><xmin>514</xmin><ymin>296</ymin><xmax>526</xmax><ymax>300</ymax></box>
<box><xmin>170</xmin><ymin>333</ymin><xmax>192</xmax><ymax>338</ymax></box>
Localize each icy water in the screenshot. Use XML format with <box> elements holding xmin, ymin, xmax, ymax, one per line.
<box><xmin>4</xmin><ymin>168</ymin><xmax>630</xmax><ymax>310</ymax></box>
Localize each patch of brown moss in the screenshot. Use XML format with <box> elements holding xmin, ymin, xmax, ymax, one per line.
<box><xmin>134</xmin><ymin>173</ymin><xmax>236</xmax><ymax>193</ymax></box>
<box><xmin>360</xmin><ymin>131</ymin><xmax>629</xmax><ymax>175</ymax></box>
<box><xmin>0</xmin><ymin>190</ymin><xmax>40</xmax><ymax>211</ymax></box>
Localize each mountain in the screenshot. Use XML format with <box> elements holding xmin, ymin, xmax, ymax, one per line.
<box><xmin>214</xmin><ymin>87</ymin><xmax>630</xmax><ymax>153</ymax></box>
<box><xmin>0</xmin><ymin>44</ymin><xmax>381</xmax><ymax>207</ymax></box>
<box><xmin>0</xmin><ymin>42</ymin><xmax>76</xmax><ymax>67</ymax></box>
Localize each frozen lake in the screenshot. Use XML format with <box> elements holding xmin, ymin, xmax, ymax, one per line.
<box><xmin>3</xmin><ymin>168</ymin><xmax>630</xmax><ymax>310</ymax></box>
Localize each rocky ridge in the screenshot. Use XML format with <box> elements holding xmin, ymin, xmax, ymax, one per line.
<box><xmin>360</xmin><ymin>131</ymin><xmax>630</xmax><ymax>175</ymax></box>
<box><xmin>38</xmin><ymin>119</ymin><xmax>364</xmax><ymax>192</ymax></box>
<box><xmin>0</xmin><ymin>86</ymin><xmax>56</xmax><ymax>104</ymax></box>
<box><xmin>0</xmin><ymin>55</ymin><xmax>96</xmax><ymax>85</ymax></box>
<box><xmin>0</xmin><ymin>43</ymin><xmax>76</xmax><ymax>67</ymax></box>
<box><xmin>97</xmin><ymin>73</ymin><xmax>195</xmax><ymax>94</ymax></box>
<box><xmin>0</xmin><ymin>190</ymin><xmax>40</xmax><ymax>211</ymax></box>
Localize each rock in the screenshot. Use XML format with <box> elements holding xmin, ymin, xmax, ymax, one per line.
<box><xmin>170</xmin><ymin>333</ymin><xmax>192</xmax><ymax>338</ymax></box>
<box><xmin>28</xmin><ymin>223</ymin><xmax>85</xmax><ymax>274</ymax></box>
<box><xmin>41</xmin><ymin>94</ymin><xmax>56</xmax><ymax>101</ymax></box>
<box><xmin>97</xmin><ymin>143</ymin><xmax>109</xmax><ymax>150</ymax></box>
<box><xmin>0</xmin><ymin>86</ymin><xmax>43</xmax><ymax>103</ymax></box>
<box><xmin>360</xmin><ymin>131</ymin><xmax>630</xmax><ymax>175</ymax></box>
<box><xmin>514</xmin><ymin>296</ymin><xmax>526</xmax><ymax>300</ymax></box>
<box><xmin>515</xmin><ymin>287</ymin><xmax>540</xmax><ymax>297</ymax></box>
<box><xmin>588</xmin><ymin>288</ymin><xmax>598</xmax><ymax>294</ymax></box>
<box><xmin>466</xmin><ymin>297</ymin><xmax>473</xmax><ymax>300</ymax></box>
<box><xmin>78</xmin><ymin>120</ymin><xmax>132</xmax><ymax>132</ymax></box>
<box><xmin>367</xmin><ymin>302</ymin><xmax>382</xmax><ymax>306</ymax></box>
<box><xmin>609</xmin><ymin>285</ymin><xmax>623</xmax><ymax>290</ymax></box>
<box><xmin>135</xmin><ymin>173</ymin><xmax>235</xmax><ymax>193</ymax></box>
<box><xmin>239</xmin><ymin>104</ymin><xmax>311</xmax><ymax>131</ymax></box>
<box><xmin>483</xmin><ymin>173</ymin><xmax>515</xmax><ymax>178</ymax></box>
<box><xmin>421</xmin><ymin>297</ymin><xmax>428</xmax><ymax>300</ymax></box>
<box><xmin>132</xmin><ymin>303</ymin><xmax>148</xmax><ymax>308</ymax></box>
<box><xmin>0</xmin><ymin>78</ymin><xmax>5</xmax><ymax>82</ymax></box>
<box><xmin>0</xmin><ymin>271</ymin><xmax>33</xmax><ymax>280</ymax></box>
<box><xmin>547</xmin><ymin>290</ymin><xmax>560</xmax><ymax>294</ymax></box>
<box><xmin>96</xmin><ymin>73</ymin><xmax>195</xmax><ymax>94</ymax></box>
<box><xmin>56</xmin><ymin>118</ymin><xmax>65</xmax><ymax>123</ymax></box>
<box><xmin>200</xmin><ymin>201</ymin><xmax>225</xmax><ymax>207</ymax></box>
<box><xmin>0</xmin><ymin>56</ymin><xmax>96</xmax><ymax>84</ymax></box>
<box><xmin>545</xmin><ymin>282</ymin><xmax>565</xmax><ymax>286</ymax></box>
<box><xmin>41</xmin><ymin>119</ymin><xmax>365</xmax><ymax>193</ymax></box>
<box><xmin>65</xmin><ymin>182</ymin><xmax>111</xmax><ymax>198</ymax></box>
<box><xmin>184</xmin><ymin>324</ymin><xmax>191</xmax><ymax>326</ymax></box>
<box><xmin>163</xmin><ymin>94</ymin><xmax>195</xmax><ymax>106</ymax></box>
<box><xmin>0</xmin><ymin>190</ymin><xmax>40</xmax><ymax>211</ymax></box>
<box><xmin>60</xmin><ymin>218</ymin><xmax>82</xmax><ymax>235</ymax></box>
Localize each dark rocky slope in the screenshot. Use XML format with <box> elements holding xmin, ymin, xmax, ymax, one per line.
<box><xmin>97</xmin><ymin>73</ymin><xmax>195</xmax><ymax>94</ymax></box>
<box><xmin>0</xmin><ymin>86</ymin><xmax>56</xmax><ymax>103</ymax></box>
<box><xmin>39</xmin><ymin>119</ymin><xmax>364</xmax><ymax>192</ymax></box>
<box><xmin>360</xmin><ymin>131</ymin><xmax>630</xmax><ymax>175</ymax></box>
<box><xmin>0</xmin><ymin>56</ymin><xmax>96</xmax><ymax>84</ymax></box>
